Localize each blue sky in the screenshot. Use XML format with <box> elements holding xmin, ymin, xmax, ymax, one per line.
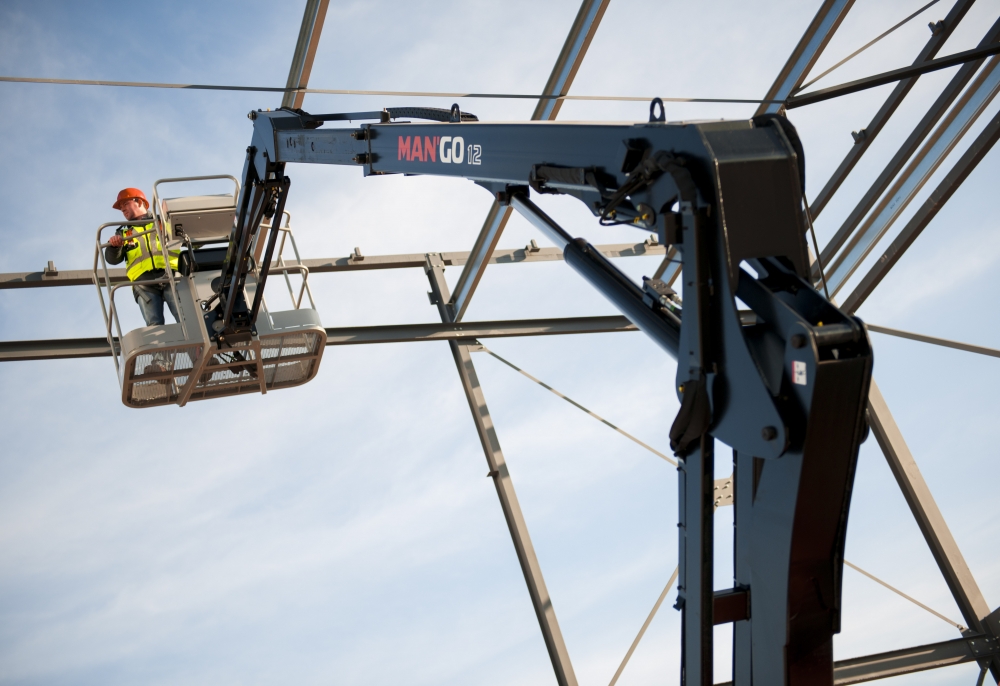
<box><xmin>1</xmin><ymin>1</ymin><xmax>999</xmax><ymax>684</ymax></box>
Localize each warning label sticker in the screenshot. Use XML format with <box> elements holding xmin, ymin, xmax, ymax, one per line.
<box><xmin>793</xmin><ymin>360</ymin><xmax>807</xmax><ymax>386</ymax></box>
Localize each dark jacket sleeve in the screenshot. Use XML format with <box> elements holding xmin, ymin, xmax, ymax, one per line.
<box><xmin>104</xmin><ymin>227</ymin><xmax>127</xmax><ymax>265</ymax></box>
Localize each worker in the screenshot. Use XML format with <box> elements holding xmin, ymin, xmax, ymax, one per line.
<box><xmin>104</xmin><ymin>188</ymin><xmax>181</xmax><ymax>327</ymax></box>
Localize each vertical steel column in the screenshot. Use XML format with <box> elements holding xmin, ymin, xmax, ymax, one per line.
<box><xmin>754</xmin><ymin>0</ymin><xmax>854</xmax><ymax>117</ymax></box>
<box><xmin>281</xmin><ymin>0</ymin><xmax>331</xmax><ymax>109</ymax></box>
<box><xmin>425</xmin><ymin>254</ymin><xmax>578</xmax><ymax>686</ymax></box>
<box><xmin>867</xmin><ymin>380</ymin><xmax>999</xmax><ymax>679</ymax></box>
<box><xmin>732</xmin><ymin>450</ymin><xmax>754</xmax><ymax>685</ymax></box>
<box><xmin>449</xmin><ymin>0</ymin><xmax>611</xmax><ymax>321</ymax></box>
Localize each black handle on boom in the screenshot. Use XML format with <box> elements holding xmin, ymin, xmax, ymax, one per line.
<box><xmin>238</xmin><ymin>105</ymin><xmax>875</xmax><ymax>685</ymax></box>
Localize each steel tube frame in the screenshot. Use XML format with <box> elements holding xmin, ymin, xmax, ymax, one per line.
<box><xmin>425</xmin><ymin>254</ymin><xmax>578</xmax><ymax>686</ymax></box>
<box><xmin>0</xmin><ymin>241</ymin><xmax>666</xmax><ymax>289</ymax></box>
<box><xmin>754</xmin><ymin>0</ymin><xmax>855</xmax><ymax>116</ymax></box>
<box><xmin>842</xmin><ymin>107</ymin><xmax>1000</xmax><ymax>313</ymax></box>
<box><xmin>281</xmin><ymin>0</ymin><xmax>330</xmax><ymax>110</ymax></box>
<box><xmin>818</xmin><ymin>16</ymin><xmax>1000</xmax><ymax>272</ymax></box>
<box><xmin>0</xmin><ymin>315</ymin><xmax>640</xmax><ymax>362</ymax></box>
<box><xmin>720</xmin><ymin>634</ymin><xmax>999</xmax><ymax>686</ymax></box>
<box><xmin>867</xmin><ymin>379</ymin><xmax>999</xmax><ymax>679</ymax></box>
<box><xmin>825</xmin><ymin>56</ymin><xmax>1000</xmax><ymax>296</ymax></box>
<box><xmin>833</xmin><ymin>634</ymin><xmax>998</xmax><ymax>684</ymax></box>
<box><xmin>448</xmin><ymin>0</ymin><xmax>610</xmax><ymax>321</ymax></box>
<box><xmin>809</xmin><ymin>0</ymin><xmax>976</xmax><ymax>218</ymax></box>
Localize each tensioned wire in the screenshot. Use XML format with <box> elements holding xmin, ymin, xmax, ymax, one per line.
<box><xmin>1</xmin><ymin>0</ymin><xmax>954</xmax><ymax>121</ymax></box>
<box><xmin>0</xmin><ymin>76</ymin><xmax>779</xmax><ymax>105</ymax></box>
<box><xmin>0</xmin><ymin>1</ymin><xmax>947</xmax><ymax>107</ymax></box>
<box><xmin>475</xmin><ymin>342</ymin><xmax>968</xmax><ymax>682</ymax></box>
<box><xmin>795</xmin><ymin>0</ymin><xmax>941</xmax><ymax>93</ymax></box>
<box><xmin>477</xmin><ymin>344</ymin><xmax>677</xmax><ymax>466</ymax></box>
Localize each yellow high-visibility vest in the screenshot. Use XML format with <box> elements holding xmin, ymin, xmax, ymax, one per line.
<box><xmin>123</xmin><ymin>222</ymin><xmax>180</xmax><ymax>281</ymax></box>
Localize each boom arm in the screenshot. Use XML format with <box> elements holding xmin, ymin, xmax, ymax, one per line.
<box><xmin>231</xmin><ymin>105</ymin><xmax>873</xmax><ymax>686</ymax></box>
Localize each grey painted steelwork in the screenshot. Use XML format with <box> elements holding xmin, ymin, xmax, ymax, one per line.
<box><xmin>842</xmin><ymin>108</ymin><xmax>1000</xmax><ymax>313</ymax></box>
<box><xmin>825</xmin><ymin>56</ymin><xmax>1000</xmax><ymax>296</ymax></box>
<box><xmin>0</xmin><ymin>315</ymin><xmax>639</xmax><ymax>362</ymax></box>
<box><xmin>867</xmin><ymin>379</ymin><xmax>999</xmax><ymax>679</ymax></box>
<box><xmin>425</xmin><ymin>256</ymin><xmax>578</xmax><ymax>686</ymax></box>
<box><xmin>833</xmin><ymin>634</ymin><xmax>999</xmax><ymax>684</ymax></box>
<box><xmin>809</xmin><ymin>0</ymin><xmax>976</xmax><ymax>218</ymax></box>
<box><xmin>450</xmin><ymin>203</ymin><xmax>511</xmax><ymax>320</ymax></box>
<box><xmin>754</xmin><ymin>0</ymin><xmax>855</xmax><ymax>116</ymax></box>
<box><xmin>0</xmin><ymin>336</ymin><xmax>115</xmax><ymax>361</ymax></box>
<box><xmin>819</xmin><ymin>16</ymin><xmax>1000</xmax><ymax>272</ymax></box>
<box><xmin>281</xmin><ymin>0</ymin><xmax>330</xmax><ymax>110</ymax></box>
<box><xmin>720</xmin><ymin>634</ymin><xmax>999</xmax><ymax>685</ymax></box>
<box><xmin>448</xmin><ymin>0</ymin><xmax>610</xmax><ymax>321</ymax></box>
<box><xmin>0</xmin><ymin>240</ymin><xmax>666</xmax><ymax>289</ymax></box>
<box><xmin>325</xmin><ymin>315</ymin><xmax>636</xmax><ymax>345</ymax></box>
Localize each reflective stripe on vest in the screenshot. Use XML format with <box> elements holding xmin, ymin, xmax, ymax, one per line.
<box><xmin>123</xmin><ymin>222</ymin><xmax>180</xmax><ymax>281</ymax></box>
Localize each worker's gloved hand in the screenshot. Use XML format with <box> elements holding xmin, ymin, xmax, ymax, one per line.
<box><xmin>108</xmin><ymin>234</ymin><xmax>124</xmax><ymax>247</ymax></box>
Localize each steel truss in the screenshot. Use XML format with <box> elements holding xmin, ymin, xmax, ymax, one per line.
<box><xmin>1</xmin><ymin>1</ymin><xmax>998</xmax><ymax>684</ymax></box>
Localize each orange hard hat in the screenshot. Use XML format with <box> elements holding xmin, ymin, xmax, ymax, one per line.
<box><xmin>113</xmin><ymin>187</ymin><xmax>149</xmax><ymax>210</ymax></box>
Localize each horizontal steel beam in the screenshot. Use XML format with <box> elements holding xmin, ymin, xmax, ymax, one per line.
<box><xmin>834</xmin><ymin>634</ymin><xmax>997</xmax><ymax>684</ymax></box>
<box><xmin>715</xmin><ymin>634</ymin><xmax>998</xmax><ymax>686</ymax></box>
<box><xmin>324</xmin><ymin>315</ymin><xmax>636</xmax><ymax>345</ymax></box>
<box><xmin>0</xmin><ymin>315</ymin><xmax>638</xmax><ymax>362</ymax></box>
<box><xmin>787</xmin><ymin>42</ymin><xmax>1000</xmax><ymax>109</ymax></box>
<box><xmin>0</xmin><ymin>241</ymin><xmax>665</xmax><ymax>290</ymax></box>
<box><xmin>0</xmin><ymin>337</ymin><xmax>114</xmax><ymax>361</ymax></box>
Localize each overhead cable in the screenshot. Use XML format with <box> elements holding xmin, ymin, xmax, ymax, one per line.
<box><xmin>608</xmin><ymin>566</ymin><xmax>679</xmax><ymax>686</ymax></box>
<box><xmin>478</xmin><ymin>345</ymin><xmax>677</xmax><ymax>466</ymax></box>
<box><xmin>844</xmin><ymin>560</ymin><xmax>967</xmax><ymax>631</ymax></box>
<box><xmin>866</xmin><ymin>325</ymin><xmax>1000</xmax><ymax>359</ymax></box>
<box><xmin>0</xmin><ymin>76</ymin><xmax>781</xmax><ymax>105</ymax></box>
<box><xmin>796</xmin><ymin>0</ymin><xmax>941</xmax><ymax>92</ymax></box>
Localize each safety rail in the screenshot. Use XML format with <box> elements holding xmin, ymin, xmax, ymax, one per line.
<box><xmin>256</xmin><ymin>210</ymin><xmax>317</xmax><ymax>313</ymax></box>
<box><xmin>152</xmin><ymin>174</ymin><xmax>240</xmax><ymax>234</ymax></box>
<box><xmin>92</xmin><ymin>176</ymin><xmax>326</xmax><ymax>409</ymax></box>
<box><xmin>93</xmin><ymin>219</ymin><xmax>190</xmax><ymax>379</ymax></box>
<box><xmin>153</xmin><ymin>175</ymin><xmax>240</xmax><ymax>247</ymax></box>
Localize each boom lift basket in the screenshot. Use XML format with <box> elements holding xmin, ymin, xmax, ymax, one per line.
<box><xmin>93</xmin><ymin>175</ymin><xmax>326</xmax><ymax>408</ymax></box>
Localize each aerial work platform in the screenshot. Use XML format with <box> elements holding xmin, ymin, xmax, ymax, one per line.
<box><xmin>93</xmin><ymin>175</ymin><xmax>326</xmax><ymax>408</ymax></box>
